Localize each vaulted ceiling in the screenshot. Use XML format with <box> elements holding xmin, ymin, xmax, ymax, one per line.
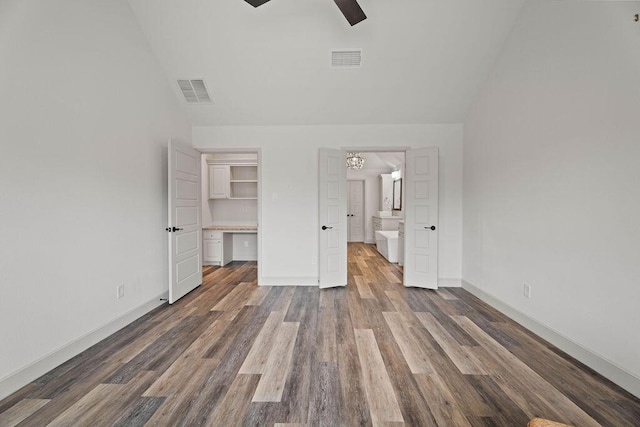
<box><xmin>127</xmin><ymin>0</ymin><xmax>525</xmax><ymax>126</ymax></box>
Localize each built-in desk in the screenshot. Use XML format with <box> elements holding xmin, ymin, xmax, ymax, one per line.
<box><xmin>203</xmin><ymin>226</ymin><xmax>258</xmax><ymax>266</ymax></box>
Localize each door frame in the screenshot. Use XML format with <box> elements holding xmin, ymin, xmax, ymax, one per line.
<box><xmin>197</xmin><ymin>147</ymin><xmax>263</xmax><ymax>286</ymax></box>
<box><xmin>340</xmin><ymin>146</ymin><xmax>415</xmax><ymax>284</ymax></box>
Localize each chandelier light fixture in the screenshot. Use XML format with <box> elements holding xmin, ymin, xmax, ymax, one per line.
<box><xmin>346</xmin><ymin>152</ymin><xmax>364</xmax><ymax>170</ymax></box>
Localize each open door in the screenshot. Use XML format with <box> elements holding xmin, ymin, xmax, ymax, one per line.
<box><xmin>318</xmin><ymin>148</ymin><xmax>347</xmax><ymax>289</ymax></box>
<box><xmin>403</xmin><ymin>147</ymin><xmax>438</xmax><ymax>289</ymax></box>
<box><xmin>167</xmin><ymin>140</ymin><xmax>202</xmax><ymax>303</ymax></box>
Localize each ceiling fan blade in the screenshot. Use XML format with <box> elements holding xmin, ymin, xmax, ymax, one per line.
<box><xmin>333</xmin><ymin>0</ymin><xmax>367</xmax><ymax>26</ymax></box>
<box><xmin>244</xmin><ymin>0</ymin><xmax>270</xmax><ymax>7</ymax></box>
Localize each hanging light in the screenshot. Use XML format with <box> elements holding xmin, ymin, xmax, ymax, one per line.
<box><xmin>346</xmin><ymin>152</ymin><xmax>364</xmax><ymax>170</ymax></box>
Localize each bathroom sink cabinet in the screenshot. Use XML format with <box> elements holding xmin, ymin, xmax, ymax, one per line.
<box><xmin>372</xmin><ymin>215</ymin><xmax>402</xmax><ymax>231</ymax></box>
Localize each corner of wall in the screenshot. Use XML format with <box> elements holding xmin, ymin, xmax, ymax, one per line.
<box><xmin>0</xmin><ymin>293</ymin><xmax>168</xmax><ymax>401</ymax></box>
<box><xmin>462</xmin><ymin>280</ymin><xmax>640</xmax><ymax>399</ymax></box>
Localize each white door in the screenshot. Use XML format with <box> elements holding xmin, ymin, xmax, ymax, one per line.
<box><xmin>348</xmin><ymin>180</ymin><xmax>364</xmax><ymax>242</ymax></box>
<box><xmin>318</xmin><ymin>148</ymin><xmax>347</xmax><ymax>289</ymax></box>
<box><xmin>168</xmin><ymin>141</ymin><xmax>202</xmax><ymax>303</ymax></box>
<box><xmin>403</xmin><ymin>147</ymin><xmax>438</xmax><ymax>289</ymax></box>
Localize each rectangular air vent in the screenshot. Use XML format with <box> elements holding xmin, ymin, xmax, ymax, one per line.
<box><xmin>177</xmin><ymin>79</ymin><xmax>212</xmax><ymax>103</ymax></box>
<box><xmin>331</xmin><ymin>49</ymin><xmax>362</xmax><ymax>68</ymax></box>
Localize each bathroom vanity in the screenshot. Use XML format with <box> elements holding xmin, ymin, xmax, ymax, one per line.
<box><xmin>372</xmin><ymin>215</ymin><xmax>403</xmax><ymax>232</ymax></box>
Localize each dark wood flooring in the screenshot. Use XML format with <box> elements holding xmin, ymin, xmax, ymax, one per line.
<box><xmin>1</xmin><ymin>242</ymin><xmax>639</xmax><ymax>426</ymax></box>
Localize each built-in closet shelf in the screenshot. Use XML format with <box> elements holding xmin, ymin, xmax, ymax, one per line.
<box><xmin>229</xmin><ymin>165</ymin><xmax>257</xmax><ymax>181</ymax></box>
<box><xmin>207</xmin><ymin>162</ymin><xmax>258</xmax><ymax>200</ymax></box>
<box><xmin>229</xmin><ymin>180</ymin><xmax>257</xmax><ymax>199</ymax></box>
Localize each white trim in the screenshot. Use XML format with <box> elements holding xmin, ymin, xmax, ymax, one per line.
<box><xmin>206</xmin><ymin>159</ymin><xmax>257</xmax><ymax>166</ymax></box>
<box><xmin>0</xmin><ymin>292</ymin><xmax>168</xmax><ymax>401</ymax></box>
<box><xmin>462</xmin><ymin>280</ymin><xmax>640</xmax><ymax>399</ymax></box>
<box><xmin>260</xmin><ymin>276</ymin><xmax>318</xmax><ymax>286</ymax></box>
<box><xmin>438</xmin><ymin>277</ymin><xmax>462</xmax><ymax>287</ymax></box>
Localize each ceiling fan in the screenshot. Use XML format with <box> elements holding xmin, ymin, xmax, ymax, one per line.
<box><xmin>244</xmin><ymin>0</ymin><xmax>367</xmax><ymax>26</ymax></box>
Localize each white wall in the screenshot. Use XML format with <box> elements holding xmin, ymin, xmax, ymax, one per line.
<box><xmin>463</xmin><ymin>1</ymin><xmax>640</xmax><ymax>396</ymax></box>
<box><xmin>0</xmin><ymin>0</ymin><xmax>190</xmax><ymax>397</ymax></box>
<box><xmin>194</xmin><ymin>124</ymin><xmax>463</xmax><ymax>285</ymax></box>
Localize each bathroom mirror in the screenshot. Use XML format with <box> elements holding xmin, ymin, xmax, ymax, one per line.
<box><xmin>393</xmin><ymin>178</ymin><xmax>402</xmax><ymax>210</ymax></box>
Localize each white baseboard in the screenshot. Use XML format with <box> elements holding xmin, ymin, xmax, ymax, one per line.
<box><xmin>438</xmin><ymin>277</ymin><xmax>462</xmax><ymax>287</ymax></box>
<box><xmin>259</xmin><ymin>276</ymin><xmax>318</xmax><ymax>286</ymax></box>
<box><xmin>0</xmin><ymin>292</ymin><xmax>168</xmax><ymax>401</ymax></box>
<box><xmin>257</xmin><ymin>276</ymin><xmax>463</xmax><ymax>288</ymax></box>
<box><xmin>462</xmin><ymin>280</ymin><xmax>640</xmax><ymax>399</ymax></box>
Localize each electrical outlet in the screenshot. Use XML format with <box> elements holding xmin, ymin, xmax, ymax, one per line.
<box><xmin>311</xmin><ymin>256</ymin><xmax>317</xmax><ymax>265</ymax></box>
<box><xmin>117</xmin><ymin>284</ymin><xmax>125</xmax><ymax>299</ymax></box>
<box><xmin>523</xmin><ymin>283</ymin><xmax>531</xmax><ymax>299</ymax></box>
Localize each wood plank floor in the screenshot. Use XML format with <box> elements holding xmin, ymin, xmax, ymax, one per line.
<box><xmin>2</xmin><ymin>242</ymin><xmax>639</xmax><ymax>426</ymax></box>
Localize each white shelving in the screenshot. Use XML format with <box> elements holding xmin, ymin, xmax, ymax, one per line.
<box><xmin>207</xmin><ymin>162</ymin><xmax>258</xmax><ymax>200</ymax></box>
<box><xmin>229</xmin><ymin>165</ymin><xmax>257</xmax><ymax>199</ymax></box>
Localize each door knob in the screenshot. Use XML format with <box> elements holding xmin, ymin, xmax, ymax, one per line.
<box><xmin>425</xmin><ymin>225</ymin><xmax>436</xmax><ymax>230</ymax></box>
<box><xmin>322</xmin><ymin>225</ymin><xmax>333</xmax><ymax>230</ymax></box>
<box><xmin>172</xmin><ymin>227</ymin><xmax>183</xmax><ymax>232</ymax></box>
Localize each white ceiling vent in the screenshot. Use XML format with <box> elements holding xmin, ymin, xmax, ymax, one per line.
<box><xmin>177</xmin><ymin>79</ymin><xmax>212</xmax><ymax>103</ymax></box>
<box><xmin>331</xmin><ymin>49</ymin><xmax>362</xmax><ymax>68</ymax></box>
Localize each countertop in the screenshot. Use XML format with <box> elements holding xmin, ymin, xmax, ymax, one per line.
<box><xmin>373</xmin><ymin>215</ymin><xmax>403</xmax><ymax>220</ymax></box>
<box><xmin>203</xmin><ymin>225</ymin><xmax>258</xmax><ymax>231</ymax></box>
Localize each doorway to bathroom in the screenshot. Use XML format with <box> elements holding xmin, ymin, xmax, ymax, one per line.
<box><xmin>319</xmin><ymin>147</ymin><xmax>439</xmax><ymax>289</ymax></box>
<box><xmin>345</xmin><ymin>151</ymin><xmax>405</xmax><ymax>287</ymax></box>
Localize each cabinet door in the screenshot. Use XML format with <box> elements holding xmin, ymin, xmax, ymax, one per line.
<box><xmin>204</xmin><ymin>239</ymin><xmax>221</xmax><ymax>262</ymax></box>
<box><xmin>209</xmin><ymin>165</ymin><xmax>229</xmax><ymax>199</ymax></box>
<box><xmin>380</xmin><ymin>218</ymin><xmax>400</xmax><ymax>231</ymax></box>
